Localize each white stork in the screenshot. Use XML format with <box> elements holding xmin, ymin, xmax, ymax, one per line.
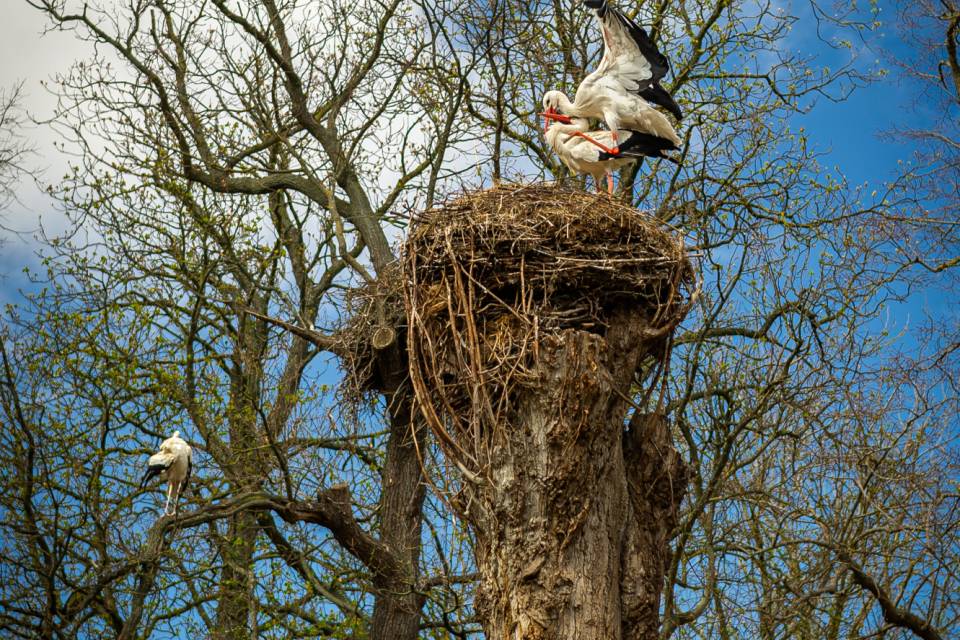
<box><xmin>140</xmin><ymin>431</ymin><xmax>193</xmax><ymax>516</ymax></box>
<box><xmin>542</xmin><ymin>0</ymin><xmax>682</xmax><ymax>154</ymax></box>
<box><xmin>542</xmin><ymin>111</ymin><xmax>678</xmax><ymax>193</ymax></box>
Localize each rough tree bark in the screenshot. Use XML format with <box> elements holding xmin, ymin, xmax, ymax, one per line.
<box><xmin>212</xmin><ymin>307</ymin><xmax>271</xmax><ymax>639</ymax></box>
<box><xmin>214</xmin><ymin>511</ymin><xmax>259</xmax><ymax>640</ymax></box>
<box><xmin>471</xmin><ymin>311</ymin><xmax>687</xmax><ymax>639</ymax></box>
<box><xmin>369</xmin><ymin>342</ymin><xmax>428</xmax><ymax>640</ymax></box>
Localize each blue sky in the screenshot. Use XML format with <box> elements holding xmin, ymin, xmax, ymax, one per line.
<box><xmin>0</xmin><ymin>0</ymin><xmax>949</xmax><ymax>329</ymax></box>
<box><xmin>0</xmin><ymin>2</ymin><xmax>954</xmax><ymax>637</ymax></box>
<box><xmin>792</xmin><ymin>1</ymin><xmax>955</xmax><ymax>334</ymax></box>
<box><xmin>790</xmin><ymin>2</ymin><xmax>926</xmax><ymax>183</ymax></box>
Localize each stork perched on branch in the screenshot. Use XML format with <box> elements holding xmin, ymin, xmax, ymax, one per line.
<box><xmin>541</xmin><ymin>0</ymin><xmax>682</xmax><ymax>154</ymax></box>
<box><xmin>140</xmin><ymin>431</ymin><xmax>192</xmax><ymax>516</ymax></box>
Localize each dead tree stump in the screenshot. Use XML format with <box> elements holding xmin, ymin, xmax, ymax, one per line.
<box><xmin>402</xmin><ymin>184</ymin><xmax>696</xmax><ymax>639</ymax></box>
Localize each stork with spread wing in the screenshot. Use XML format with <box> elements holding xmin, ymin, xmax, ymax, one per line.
<box><xmin>542</xmin><ymin>0</ymin><xmax>682</xmax><ymax>154</ymax></box>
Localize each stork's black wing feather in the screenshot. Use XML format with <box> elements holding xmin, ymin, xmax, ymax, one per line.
<box><xmin>583</xmin><ymin>0</ymin><xmax>684</xmax><ymax>120</ymax></box>
<box><xmin>139</xmin><ymin>463</ymin><xmax>168</xmax><ymax>489</ymax></box>
<box><xmin>639</xmin><ymin>83</ymin><xmax>683</xmax><ymax>121</ymax></box>
<box><xmin>182</xmin><ymin>457</ymin><xmax>192</xmax><ymax>495</ymax></box>
<box><xmin>599</xmin><ymin>131</ymin><xmax>679</xmax><ymax>161</ymax></box>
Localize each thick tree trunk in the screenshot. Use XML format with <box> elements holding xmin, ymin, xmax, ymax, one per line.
<box><xmin>369</xmin><ymin>397</ymin><xmax>426</xmax><ymax>640</ymax></box>
<box><xmin>213</xmin><ymin>314</ymin><xmax>269</xmax><ymax>640</ymax></box>
<box><xmin>621</xmin><ymin>411</ymin><xmax>687</xmax><ymax>639</ymax></box>
<box><xmin>471</xmin><ymin>313</ymin><xmax>686</xmax><ymax>639</ymax></box>
<box><xmin>369</xmin><ymin>345</ymin><xmax>427</xmax><ymax>640</ymax></box>
<box><xmin>213</xmin><ymin>510</ymin><xmax>258</xmax><ymax>640</ymax></box>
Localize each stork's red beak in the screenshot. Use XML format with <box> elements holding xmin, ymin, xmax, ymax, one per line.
<box><xmin>541</xmin><ymin>107</ymin><xmax>554</xmax><ymax>132</ymax></box>
<box><xmin>540</xmin><ymin>108</ymin><xmax>573</xmax><ymax>131</ymax></box>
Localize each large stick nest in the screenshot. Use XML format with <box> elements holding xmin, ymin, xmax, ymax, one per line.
<box><xmin>401</xmin><ymin>184</ymin><xmax>697</xmax><ymax>476</ymax></box>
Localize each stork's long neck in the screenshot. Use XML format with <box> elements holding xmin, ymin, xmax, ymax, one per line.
<box><xmin>557</xmin><ymin>92</ymin><xmax>580</xmax><ymax>117</ymax></box>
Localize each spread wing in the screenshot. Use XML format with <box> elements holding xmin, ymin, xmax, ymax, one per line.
<box><xmin>582</xmin><ymin>0</ymin><xmax>683</xmax><ymax>120</ymax></box>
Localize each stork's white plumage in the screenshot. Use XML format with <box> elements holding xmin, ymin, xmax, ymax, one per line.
<box><xmin>543</xmin><ymin>114</ymin><xmax>678</xmax><ymax>193</ymax></box>
<box><xmin>140</xmin><ymin>430</ymin><xmax>192</xmax><ymax>516</ymax></box>
<box><xmin>543</xmin><ymin>89</ymin><xmax>680</xmax><ymax>151</ymax></box>
<box><xmin>542</xmin><ymin>0</ymin><xmax>682</xmax><ymax>153</ymax></box>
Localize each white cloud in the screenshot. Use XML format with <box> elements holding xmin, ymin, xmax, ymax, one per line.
<box><xmin>1</xmin><ymin>3</ymin><xmax>94</xmax><ymax>269</ymax></box>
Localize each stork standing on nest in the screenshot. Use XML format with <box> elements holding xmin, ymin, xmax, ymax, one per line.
<box><xmin>140</xmin><ymin>430</ymin><xmax>192</xmax><ymax>516</ymax></box>
<box><xmin>541</xmin><ymin>0</ymin><xmax>682</xmax><ymax>155</ymax></box>
<box><xmin>542</xmin><ymin>110</ymin><xmax>678</xmax><ymax>193</ymax></box>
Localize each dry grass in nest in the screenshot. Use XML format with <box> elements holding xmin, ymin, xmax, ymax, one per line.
<box><xmin>401</xmin><ymin>183</ymin><xmax>697</xmax><ymax>477</ymax></box>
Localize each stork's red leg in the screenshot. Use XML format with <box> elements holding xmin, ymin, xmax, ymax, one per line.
<box><xmin>606</xmin><ymin>172</ymin><xmax>614</xmax><ymax>194</ymax></box>
<box><xmin>567</xmin><ymin>131</ymin><xmax>620</xmax><ymax>155</ymax></box>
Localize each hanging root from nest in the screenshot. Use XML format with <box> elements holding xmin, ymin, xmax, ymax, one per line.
<box><xmin>401</xmin><ymin>183</ymin><xmax>696</xmax><ymax>639</ymax></box>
